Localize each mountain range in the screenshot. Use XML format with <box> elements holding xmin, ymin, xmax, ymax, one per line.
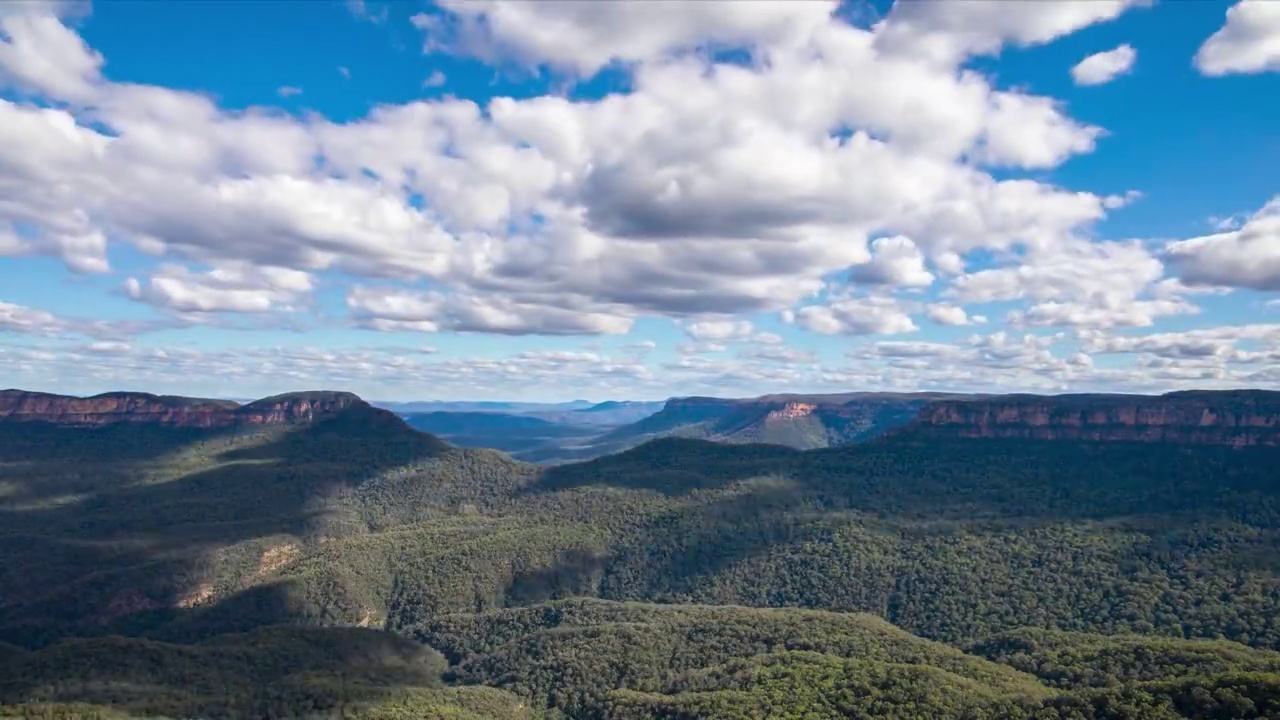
<box><xmin>5</xmin><ymin>387</ymin><xmax>1279</xmax><ymax>461</ymax></box>
<box><xmin>3</xmin><ymin>387</ymin><xmax>1280</xmax><ymax>718</ymax></box>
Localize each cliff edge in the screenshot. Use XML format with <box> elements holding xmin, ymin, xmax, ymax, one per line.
<box><xmin>906</xmin><ymin>390</ymin><xmax>1280</xmax><ymax>447</ymax></box>
<box><xmin>0</xmin><ymin>389</ymin><xmax>368</xmax><ymax>428</ymax></box>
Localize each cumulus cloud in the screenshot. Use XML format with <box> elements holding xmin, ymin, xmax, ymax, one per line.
<box><xmin>926</xmin><ymin>303</ymin><xmax>979</xmax><ymax>326</ymax></box>
<box><xmin>0</xmin><ymin>4</ymin><xmax>102</xmax><ymax>101</ymax></box>
<box><xmin>0</xmin><ymin>0</ymin><xmax>1129</xmax><ymax>339</ymax></box>
<box><xmin>346</xmin><ymin>286</ymin><xmax>634</xmax><ymax>335</ymax></box>
<box><xmin>0</xmin><ymin>0</ymin><xmax>1269</xmax><ymax>399</ymax></box>
<box><xmin>683</xmin><ymin>319</ymin><xmax>755</xmax><ymax>342</ymax></box>
<box><xmin>415</xmin><ymin>0</ymin><xmax>837</xmax><ymax>75</ymax></box>
<box><xmin>874</xmin><ymin>0</ymin><xmax>1145</xmax><ymax>66</ymax></box>
<box><xmin>1195</xmin><ymin>0</ymin><xmax>1280</xmax><ymax>76</ymax></box>
<box><xmin>847</xmin><ymin>236</ymin><xmax>934</xmax><ymax>288</ymax></box>
<box><xmin>0</xmin><ymin>301</ymin><xmax>174</xmax><ymax>340</ymax></box>
<box><xmin>123</xmin><ymin>263</ymin><xmax>315</xmax><ymax>314</ymax></box>
<box><xmin>1071</xmin><ymin>44</ymin><xmax>1137</xmax><ymax>85</ymax></box>
<box><xmin>950</xmin><ymin>239</ymin><xmax>1197</xmax><ymax>330</ymax></box>
<box><xmin>1165</xmin><ymin>196</ymin><xmax>1280</xmax><ymax>291</ymax></box>
<box><xmin>784</xmin><ymin>295</ymin><xmax>918</xmax><ymax>336</ymax></box>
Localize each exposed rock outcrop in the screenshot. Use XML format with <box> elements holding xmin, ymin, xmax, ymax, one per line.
<box><xmin>907</xmin><ymin>390</ymin><xmax>1280</xmax><ymax>447</ymax></box>
<box><xmin>764</xmin><ymin>402</ymin><xmax>817</xmax><ymax>421</ymax></box>
<box><xmin>0</xmin><ymin>389</ymin><xmax>366</xmax><ymax>428</ymax></box>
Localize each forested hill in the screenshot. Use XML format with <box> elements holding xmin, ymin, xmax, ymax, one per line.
<box><xmin>4</xmin><ymin>388</ymin><xmax>1280</xmax><ymax>718</ymax></box>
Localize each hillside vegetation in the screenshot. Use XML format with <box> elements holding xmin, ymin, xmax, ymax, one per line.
<box><xmin>4</xmin><ymin>393</ymin><xmax>1280</xmax><ymax>718</ymax></box>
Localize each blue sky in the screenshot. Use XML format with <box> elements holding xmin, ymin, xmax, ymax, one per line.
<box><xmin>0</xmin><ymin>0</ymin><xmax>1277</xmax><ymax>402</ymax></box>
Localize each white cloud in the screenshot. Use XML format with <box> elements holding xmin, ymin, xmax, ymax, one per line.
<box><xmin>1071</xmin><ymin>44</ymin><xmax>1137</xmax><ymax>85</ymax></box>
<box><xmin>848</xmin><ymin>236</ymin><xmax>934</xmax><ymax>288</ymax></box>
<box><xmin>0</xmin><ymin>301</ymin><xmax>67</xmax><ymax>335</ymax></box>
<box><xmin>346</xmin><ymin>286</ymin><xmax>634</xmax><ymax>336</ymax></box>
<box><xmin>683</xmin><ymin>319</ymin><xmax>755</xmax><ymax>342</ymax></box>
<box><xmin>785</xmin><ymin>295</ymin><xmax>918</xmax><ymax>336</ymax></box>
<box><xmin>0</xmin><ymin>342</ymin><xmax>663</xmax><ymax>401</ymax></box>
<box><xmin>741</xmin><ymin>346</ymin><xmax>817</xmax><ymax>364</ymax></box>
<box><xmin>1165</xmin><ymin>196</ymin><xmax>1280</xmax><ymax>291</ymax></box>
<box><xmin>1102</xmin><ymin>190</ymin><xmax>1144</xmax><ymax>209</ymax></box>
<box><xmin>0</xmin><ymin>9</ymin><xmax>1116</xmax><ymax>333</ymax></box>
<box><xmin>423</xmin><ymin>70</ymin><xmax>446</xmax><ymax>88</ymax></box>
<box><xmin>0</xmin><ymin>301</ymin><xmax>173</xmax><ymax>340</ymax></box>
<box><xmin>950</xmin><ymin>239</ymin><xmax>1197</xmax><ymax>330</ymax></box>
<box><xmin>277</xmin><ymin>85</ymin><xmax>302</xmax><ymax>97</ymax></box>
<box><xmin>123</xmin><ymin>263</ymin><xmax>314</xmax><ymax>314</ymax></box>
<box><xmin>416</xmin><ymin>0</ymin><xmax>837</xmax><ymax>76</ymax></box>
<box><xmin>926</xmin><ymin>303</ymin><xmax>974</xmax><ymax>326</ymax></box>
<box><xmin>0</xmin><ymin>0</ymin><xmax>1263</xmax><ymax>381</ymax></box>
<box><xmin>1079</xmin><ymin>325</ymin><xmax>1280</xmax><ymax>386</ymax></box>
<box><xmin>0</xmin><ymin>5</ymin><xmax>102</xmax><ymax>101</ymax></box>
<box><xmin>1195</xmin><ymin>0</ymin><xmax>1280</xmax><ymax>76</ymax></box>
<box><xmin>874</xmin><ymin>0</ymin><xmax>1146</xmax><ymax>66</ymax></box>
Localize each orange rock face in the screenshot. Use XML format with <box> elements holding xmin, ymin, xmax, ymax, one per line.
<box><xmin>765</xmin><ymin>402</ymin><xmax>817</xmax><ymax>421</ymax></box>
<box><xmin>911</xmin><ymin>391</ymin><xmax>1280</xmax><ymax>447</ymax></box>
<box><xmin>0</xmin><ymin>389</ymin><xmax>363</xmax><ymax>428</ymax></box>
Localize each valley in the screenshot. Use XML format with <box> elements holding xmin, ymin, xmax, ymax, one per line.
<box><xmin>389</xmin><ymin>392</ymin><xmax>963</xmax><ymax>464</ymax></box>
<box><xmin>2</xmin><ymin>388</ymin><xmax>1280</xmax><ymax>718</ymax></box>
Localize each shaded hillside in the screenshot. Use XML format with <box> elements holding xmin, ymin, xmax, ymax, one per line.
<box><xmin>0</xmin><ymin>625</ymin><xmax>531</xmax><ymax>719</ymax></box>
<box><xmin>0</xmin><ymin>393</ymin><xmax>520</xmax><ymax>648</ymax></box>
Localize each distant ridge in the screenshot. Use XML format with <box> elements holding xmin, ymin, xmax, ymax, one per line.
<box><xmin>0</xmin><ymin>388</ymin><xmax>375</xmax><ymax>429</ymax></box>
<box><xmin>900</xmin><ymin>389</ymin><xmax>1280</xmax><ymax>447</ymax></box>
<box><xmin>596</xmin><ymin>392</ymin><xmax>959</xmax><ymax>450</ymax></box>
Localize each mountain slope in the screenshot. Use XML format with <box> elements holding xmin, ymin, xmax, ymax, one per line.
<box><xmin>0</xmin><ymin>390</ymin><xmax>523</xmax><ymax>648</ymax></box>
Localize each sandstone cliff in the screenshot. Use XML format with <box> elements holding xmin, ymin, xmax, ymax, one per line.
<box><xmin>0</xmin><ymin>389</ymin><xmax>366</xmax><ymax>428</ymax></box>
<box><xmin>764</xmin><ymin>402</ymin><xmax>817</xmax><ymax>421</ymax></box>
<box><xmin>908</xmin><ymin>390</ymin><xmax>1280</xmax><ymax>447</ymax></box>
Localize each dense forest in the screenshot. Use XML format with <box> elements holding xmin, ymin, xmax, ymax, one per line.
<box><xmin>3</xmin><ymin>400</ymin><xmax>1280</xmax><ymax>718</ymax></box>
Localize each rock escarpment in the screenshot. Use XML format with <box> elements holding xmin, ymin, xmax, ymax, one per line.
<box><xmin>0</xmin><ymin>389</ymin><xmax>366</xmax><ymax>428</ymax></box>
<box><xmin>764</xmin><ymin>402</ymin><xmax>817</xmax><ymax>421</ymax></box>
<box><xmin>908</xmin><ymin>390</ymin><xmax>1280</xmax><ymax>447</ymax></box>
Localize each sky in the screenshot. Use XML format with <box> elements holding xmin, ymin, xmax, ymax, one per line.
<box><xmin>0</xmin><ymin>0</ymin><xmax>1278</xmax><ymax>403</ymax></box>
